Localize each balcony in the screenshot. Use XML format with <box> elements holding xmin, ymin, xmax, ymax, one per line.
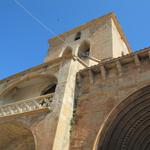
<box><xmin>0</xmin><ymin>93</ymin><xmax>54</xmax><ymax>118</ymax></box>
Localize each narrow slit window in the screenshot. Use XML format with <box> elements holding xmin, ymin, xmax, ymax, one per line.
<box><xmin>74</xmin><ymin>32</ymin><xmax>81</xmax><ymax>41</ymax></box>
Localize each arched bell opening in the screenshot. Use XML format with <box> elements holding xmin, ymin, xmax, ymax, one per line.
<box><xmin>78</xmin><ymin>40</ymin><xmax>90</xmax><ymax>64</ymax></box>
<box><xmin>0</xmin><ymin>123</ymin><xmax>35</xmax><ymax>150</ymax></box>
<box><xmin>95</xmin><ymin>85</ymin><xmax>150</xmax><ymax>150</ymax></box>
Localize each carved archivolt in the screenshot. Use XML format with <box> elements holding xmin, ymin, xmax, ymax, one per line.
<box><xmin>95</xmin><ymin>85</ymin><xmax>150</xmax><ymax>150</ymax></box>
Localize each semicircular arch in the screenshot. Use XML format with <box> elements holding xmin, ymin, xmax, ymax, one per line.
<box><xmin>0</xmin><ymin>74</ymin><xmax>57</xmax><ymax>98</ymax></box>
<box><xmin>94</xmin><ymin>85</ymin><xmax>150</xmax><ymax>150</ymax></box>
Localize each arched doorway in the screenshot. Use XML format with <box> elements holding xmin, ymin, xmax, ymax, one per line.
<box><xmin>0</xmin><ymin>123</ymin><xmax>35</xmax><ymax>150</ymax></box>
<box><xmin>96</xmin><ymin>85</ymin><xmax>150</xmax><ymax>150</ymax></box>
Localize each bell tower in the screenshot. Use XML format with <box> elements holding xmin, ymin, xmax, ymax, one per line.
<box><xmin>45</xmin><ymin>12</ymin><xmax>131</xmax><ymax>64</ymax></box>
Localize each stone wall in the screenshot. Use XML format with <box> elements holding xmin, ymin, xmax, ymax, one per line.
<box><xmin>0</xmin><ymin>59</ymin><xmax>61</xmax><ymax>150</ymax></box>
<box><xmin>111</xmin><ymin>18</ymin><xmax>129</xmax><ymax>57</ymax></box>
<box><xmin>70</xmin><ymin>48</ymin><xmax>150</xmax><ymax>150</ymax></box>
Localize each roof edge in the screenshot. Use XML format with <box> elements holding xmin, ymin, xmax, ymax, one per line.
<box><xmin>0</xmin><ymin>57</ymin><xmax>62</xmax><ymax>84</ymax></box>
<box><xmin>48</xmin><ymin>12</ymin><xmax>132</xmax><ymax>53</ymax></box>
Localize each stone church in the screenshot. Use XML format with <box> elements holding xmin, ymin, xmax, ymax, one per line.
<box><xmin>0</xmin><ymin>12</ymin><xmax>150</xmax><ymax>150</ymax></box>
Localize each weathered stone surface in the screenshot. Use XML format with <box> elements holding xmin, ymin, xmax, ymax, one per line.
<box><xmin>0</xmin><ymin>12</ymin><xmax>149</xmax><ymax>150</ymax></box>
<box><xmin>70</xmin><ymin>48</ymin><xmax>150</xmax><ymax>150</ymax></box>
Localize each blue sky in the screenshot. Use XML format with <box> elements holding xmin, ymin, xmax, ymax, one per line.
<box><xmin>0</xmin><ymin>0</ymin><xmax>149</xmax><ymax>79</ymax></box>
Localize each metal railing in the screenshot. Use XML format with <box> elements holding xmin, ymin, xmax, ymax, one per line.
<box><xmin>0</xmin><ymin>93</ymin><xmax>54</xmax><ymax>117</ymax></box>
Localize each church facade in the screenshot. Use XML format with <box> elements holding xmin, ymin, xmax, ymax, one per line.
<box><xmin>0</xmin><ymin>13</ymin><xmax>150</xmax><ymax>150</ymax></box>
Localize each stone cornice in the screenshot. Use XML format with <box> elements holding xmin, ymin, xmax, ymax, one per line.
<box><xmin>78</xmin><ymin>47</ymin><xmax>150</xmax><ymax>79</ymax></box>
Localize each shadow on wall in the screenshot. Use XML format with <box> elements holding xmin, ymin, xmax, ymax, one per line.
<box><xmin>62</xmin><ymin>46</ymin><xmax>73</xmax><ymax>59</ymax></box>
